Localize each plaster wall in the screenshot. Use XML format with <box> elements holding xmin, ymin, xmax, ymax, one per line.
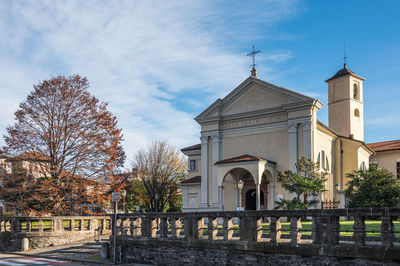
<box><xmin>370</xmin><ymin>151</ymin><xmax>400</xmax><ymax>176</ymax></box>
<box><xmin>316</xmin><ymin>128</ymin><xmax>336</xmax><ymax>201</ymax></box>
<box><xmin>222</xmin><ymin>84</ymin><xmax>290</xmax><ymax>116</ymax></box>
<box><xmin>222</xmin><ymin>127</ymin><xmax>288</xmax><ymax>172</ymax></box>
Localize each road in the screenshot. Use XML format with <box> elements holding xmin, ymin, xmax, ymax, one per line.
<box><xmin>0</xmin><ymin>254</ymin><xmax>86</xmax><ymax>266</ymax></box>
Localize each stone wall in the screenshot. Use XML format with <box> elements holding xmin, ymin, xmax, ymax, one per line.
<box><xmin>112</xmin><ymin>208</ymin><xmax>400</xmax><ymax>265</ymax></box>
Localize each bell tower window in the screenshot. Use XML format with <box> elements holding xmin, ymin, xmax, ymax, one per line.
<box><xmin>353</xmin><ymin>83</ymin><xmax>359</xmax><ymax>100</ymax></box>
<box><xmin>354</xmin><ymin>108</ymin><xmax>360</xmax><ymax>117</ymax></box>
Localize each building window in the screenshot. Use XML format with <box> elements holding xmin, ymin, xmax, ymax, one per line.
<box><xmin>354</xmin><ymin>108</ymin><xmax>360</xmax><ymax>117</ymax></box>
<box><xmin>353</xmin><ymin>83</ymin><xmax>359</xmax><ymax>100</ymax></box>
<box><xmin>317</xmin><ymin>151</ymin><xmax>330</xmax><ymax>172</ymax></box>
<box><xmin>189</xmin><ymin>197</ymin><xmax>196</xmax><ymax>208</ymax></box>
<box><xmin>360</xmin><ymin>161</ymin><xmax>366</xmax><ymax>170</ymax></box>
<box><xmin>189</xmin><ymin>160</ymin><xmax>197</xmax><ymax>171</ymax></box>
<box><xmin>397</xmin><ymin>162</ymin><xmax>400</xmax><ymax>179</ymax></box>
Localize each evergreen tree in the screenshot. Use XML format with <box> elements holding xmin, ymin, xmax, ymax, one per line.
<box><xmin>345</xmin><ymin>165</ymin><xmax>400</xmax><ymax>208</ymax></box>
<box><xmin>276</xmin><ymin>156</ymin><xmax>327</xmax><ymax>209</ymax></box>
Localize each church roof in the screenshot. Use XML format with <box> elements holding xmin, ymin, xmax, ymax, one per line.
<box><xmin>181</xmin><ymin>175</ymin><xmax>201</xmax><ymax>184</ymax></box>
<box><xmin>215</xmin><ymin>154</ymin><xmax>276</xmax><ymax>165</ymax></box>
<box><xmin>181</xmin><ymin>143</ymin><xmax>201</xmax><ymax>152</ymax></box>
<box><xmin>325</xmin><ymin>64</ymin><xmax>365</xmax><ymax>82</ymax></box>
<box><xmin>367</xmin><ymin>139</ymin><xmax>400</xmax><ymax>152</ymax></box>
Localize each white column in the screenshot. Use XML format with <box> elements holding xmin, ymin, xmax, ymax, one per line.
<box><xmin>211</xmin><ymin>134</ymin><xmax>222</xmax><ymax>207</ymax></box>
<box><xmin>269</xmin><ymin>181</ymin><xmax>275</xmax><ymax>210</ymax></box>
<box><xmin>288</xmin><ymin>123</ymin><xmax>298</xmax><ymax>200</ymax></box>
<box><xmin>219</xmin><ymin>186</ymin><xmax>224</xmax><ymax>211</ymax></box>
<box><xmin>288</xmin><ymin>123</ymin><xmax>298</xmax><ymax>171</ymax></box>
<box><xmin>182</xmin><ymin>186</ymin><xmax>188</xmax><ymax>209</ymax></box>
<box><xmin>303</xmin><ymin>120</ymin><xmax>312</xmax><ymax>159</ymax></box>
<box><xmin>234</xmin><ymin>187</ymin><xmax>238</xmax><ymax>210</ymax></box>
<box><xmin>200</xmin><ymin>135</ymin><xmax>209</xmax><ymax>208</ymax></box>
<box><xmin>256</xmin><ymin>184</ymin><xmax>261</xmax><ymax>210</ymax></box>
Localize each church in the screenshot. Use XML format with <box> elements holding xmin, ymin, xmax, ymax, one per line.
<box><xmin>180</xmin><ymin>62</ymin><xmax>376</xmax><ymax>212</ymax></box>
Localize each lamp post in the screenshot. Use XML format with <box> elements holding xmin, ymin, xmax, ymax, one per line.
<box><xmin>154</xmin><ymin>193</ymin><xmax>159</xmax><ymax>213</ymax></box>
<box><xmin>237</xmin><ymin>180</ymin><xmax>244</xmax><ymax>211</ymax></box>
<box><xmin>154</xmin><ymin>193</ymin><xmax>159</xmax><ymax>237</ymax></box>
<box><xmin>121</xmin><ymin>190</ymin><xmax>127</xmax><ymax>213</ymax></box>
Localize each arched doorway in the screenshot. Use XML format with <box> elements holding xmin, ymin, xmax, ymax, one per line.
<box><xmin>245</xmin><ymin>189</ymin><xmax>264</xmax><ymax>210</ymax></box>
<box><xmin>240</xmin><ymin>172</ymin><xmax>268</xmax><ymax>210</ymax></box>
<box><xmin>221</xmin><ymin>168</ymin><xmax>254</xmax><ymax>211</ymax></box>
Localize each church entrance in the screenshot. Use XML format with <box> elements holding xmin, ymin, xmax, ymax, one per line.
<box><xmin>245</xmin><ymin>189</ymin><xmax>264</xmax><ymax>210</ymax></box>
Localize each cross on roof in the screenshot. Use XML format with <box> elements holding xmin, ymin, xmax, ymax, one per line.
<box><xmin>343</xmin><ymin>42</ymin><xmax>348</xmax><ymax>67</ymax></box>
<box><xmin>247</xmin><ymin>45</ymin><xmax>260</xmax><ymax>69</ymax></box>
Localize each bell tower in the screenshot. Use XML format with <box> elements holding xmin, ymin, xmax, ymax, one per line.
<box><xmin>325</xmin><ymin>64</ymin><xmax>365</xmax><ymax>141</ymax></box>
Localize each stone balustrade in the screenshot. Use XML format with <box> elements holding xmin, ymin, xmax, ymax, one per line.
<box><xmin>0</xmin><ymin>216</ymin><xmax>111</xmax><ymax>251</ymax></box>
<box><xmin>112</xmin><ymin>208</ymin><xmax>400</xmax><ymax>265</ymax></box>
<box><xmin>115</xmin><ymin>208</ymin><xmax>400</xmax><ymax>246</ymax></box>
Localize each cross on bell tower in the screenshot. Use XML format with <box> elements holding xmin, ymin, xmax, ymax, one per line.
<box><xmin>247</xmin><ymin>45</ymin><xmax>260</xmax><ymax>78</ymax></box>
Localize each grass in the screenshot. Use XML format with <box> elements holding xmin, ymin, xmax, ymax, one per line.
<box><xmin>20</xmin><ymin>219</ymin><xmax>99</xmax><ymax>231</ymax></box>
<box><xmin>199</xmin><ymin>220</ymin><xmax>400</xmax><ymax>237</ymax></box>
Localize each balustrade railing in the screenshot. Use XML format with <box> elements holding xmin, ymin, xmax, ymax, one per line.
<box><xmin>0</xmin><ymin>216</ymin><xmax>111</xmax><ymax>234</ymax></box>
<box><xmin>115</xmin><ymin>208</ymin><xmax>400</xmax><ymax>247</ymax></box>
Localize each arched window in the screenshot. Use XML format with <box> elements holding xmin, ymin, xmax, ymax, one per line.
<box><xmin>353</xmin><ymin>83</ymin><xmax>360</xmax><ymax>100</ymax></box>
<box><xmin>354</xmin><ymin>108</ymin><xmax>360</xmax><ymax>117</ymax></box>
<box><xmin>317</xmin><ymin>151</ymin><xmax>330</xmax><ymax>172</ymax></box>
<box><xmin>360</xmin><ymin>161</ymin><xmax>366</xmax><ymax>170</ymax></box>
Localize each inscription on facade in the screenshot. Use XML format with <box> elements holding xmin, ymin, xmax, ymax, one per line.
<box><xmin>222</xmin><ymin>114</ymin><xmax>287</xmax><ymax>130</ymax></box>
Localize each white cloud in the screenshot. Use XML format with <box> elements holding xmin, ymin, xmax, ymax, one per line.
<box><xmin>0</xmin><ymin>0</ymin><xmax>301</xmax><ymax>164</ymax></box>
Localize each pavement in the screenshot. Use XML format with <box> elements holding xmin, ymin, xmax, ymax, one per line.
<box><xmin>0</xmin><ymin>239</ymin><xmax>152</xmax><ymax>266</ymax></box>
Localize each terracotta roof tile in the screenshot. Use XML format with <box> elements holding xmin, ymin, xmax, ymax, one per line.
<box><xmin>181</xmin><ymin>144</ymin><xmax>201</xmax><ymax>152</ymax></box>
<box><xmin>181</xmin><ymin>175</ymin><xmax>201</xmax><ymax>184</ymax></box>
<box><xmin>367</xmin><ymin>139</ymin><xmax>400</xmax><ymax>152</ymax></box>
<box><xmin>215</xmin><ymin>154</ymin><xmax>276</xmax><ymax>165</ymax></box>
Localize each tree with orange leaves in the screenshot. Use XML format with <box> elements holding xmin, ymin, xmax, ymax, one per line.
<box><xmin>0</xmin><ymin>75</ymin><xmax>125</xmax><ymax>215</ymax></box>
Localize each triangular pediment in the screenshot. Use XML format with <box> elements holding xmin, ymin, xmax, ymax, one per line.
<box><xmin>196</xmin><ymin>77</ymin><xmax>314</xmax><ymax>121</ymax></box>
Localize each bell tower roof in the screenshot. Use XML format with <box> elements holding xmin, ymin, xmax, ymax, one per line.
<box><xmin>325</xmin><ymin>64</ymin><xmax>365</xmax><ymax>82</ymax></box>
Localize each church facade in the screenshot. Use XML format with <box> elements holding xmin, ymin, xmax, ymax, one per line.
<box><xmin>181</xmin><ymin>65</ymin><xmax>373</xmax><ymax>212</ymax></box>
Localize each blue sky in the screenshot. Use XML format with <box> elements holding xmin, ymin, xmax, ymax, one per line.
<box><xmin>0</xmin><ymin>0</ymin><xmax>399</xmax><ymax>165</ymax></box>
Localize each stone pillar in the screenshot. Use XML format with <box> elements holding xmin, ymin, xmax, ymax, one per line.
<box><xmin>218</xmin><ymin>186</ymin><xmax>224</xmax><ymax>211</ymax></box>
<box><xmin>160</xmin><ymin>218</ymin><xmax>168</xmax><ymax>238</ymax></box>
<box><xmin>223</xmin><ymin>217</ymin><xmax>233</xmax><ymax>240</ymax></box>
<box><xmin>288</xmin><ymin>123</ymin><xmax>298</xmax><ymax>200</ymax></box>
<box><xmin>288</xmin><ymin>123</ymin><xmax>298</xmax><ymax>171</ymax></box>
<box><xmin>381</xmin><ymin>216</ymin><xmax>394</xmax><ymax>247</ymax></box>
<box><xmin>270</xmin><ymin>217</ymin><xmax>281</xmax><ymax>243</ymax></box>
<box><xmin>255</xmin><ymin>184</ymin><xmax>261</xmax><ymax>210</ymax></box>
<box><xmin>234</xmin><ymin>187</ymin><xmax>238</xmax><ymax>209</ymax></box>
<box><xmin>353</xmin><ymin>216</ymin><xmax>366</xmax><ymax>245</ymax></box>
<box><xmin>200</xmin><ymin>135</ymin><xmax>209</xmax><ymax>209</ymax></box>
<box><xmin>208</xmin><ymin>217</ymin><xmax>218</xmax><ymax>240</ymax></box>
<box><xmin>211</xmin><ymin>135</ymin><xmax>222</xmax><ymax>207</ymax></box>
<box><xmin>290</xmin><ymin>217</ymin><xmax>302</xmax><ymax>244</ymax></box>
<box><xmin>302</xmin><ymin>120</ymin><xmax>312</xmax><ymax>159</ymax></box>
<box><xmin>21</xmin><ymin>238</ymin><xmax>29</xmax><ymax>251</ymax></box>
<box><xmin>269</xmin><ymin>181</ymin><xmax>275</xmax><ymax>210</ymax></box>
<box><xmin>182</xmin><ymin>186</ymin><xmax>188</xmax><ymax>209</ymax></box>
<box><xmin>239</xmin><ymin>216</ymin><xmax>261</xmax><ymax>242</ymax></box>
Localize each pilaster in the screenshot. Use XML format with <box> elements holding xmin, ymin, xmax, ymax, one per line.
<box><xmin>288</xmin><ymin>123</ymin><xmax>298</xmax><ymax>200</ymax></box>
<box><xmin>211</xmin><ymin>134</ymin><xmax>222</xmax><ymax>207</ymax></box>
<box><xmin>182</xmin><ymin>186</ymin><xmax>188</xmax><ymax>209</ymax></box>
<box><xmin>200</xmin><ymin>135</ymin><xmax>209</xmax><ymax>208</ymax></box>
<box><xmin>302</xmin><ymin>120</ymin><xmax>312</xmax><ymax>159</ymax></box>
<box><xmin>288</xmin><ymin>123</ymin><xmax>298</xmax><ymax>172</ymax></box>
